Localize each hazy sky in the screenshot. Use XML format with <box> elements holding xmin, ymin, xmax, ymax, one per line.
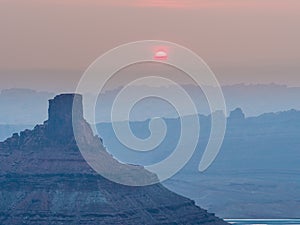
<box><xmin>0</xmin><ymin>0</ymin><xmax>299</xmax><ymax>91</ymax></box>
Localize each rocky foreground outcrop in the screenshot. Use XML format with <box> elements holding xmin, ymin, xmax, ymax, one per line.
<box><xmin>0</xmin><ymin>94</ymin><xmax>228</xmax><ymax>225</ymax></box>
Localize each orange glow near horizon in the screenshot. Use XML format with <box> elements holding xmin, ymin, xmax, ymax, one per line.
<box><xmin>1</xmin><ymin>0</ymin><xmax>299</xmax><ymax>88</ymax></box>
<box><xmin>33</xmin><ymin>0</ymin><xmax>297</xmax><ymax>10</ymax></box>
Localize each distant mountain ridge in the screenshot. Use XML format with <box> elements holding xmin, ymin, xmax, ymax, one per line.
<box><xmin>97</xmin><ymin>108</ymin><xmax>300</xmax><ymax>218</ymax></box>
<box><xmin>1</xmin><ymin>84</ymin><xmax>300</xmax><ymax>124</ymax></box>
<box><xmin>0</xmin><ymin>88</ymin><xmax>54</xmax><ymax>124</ymax></box>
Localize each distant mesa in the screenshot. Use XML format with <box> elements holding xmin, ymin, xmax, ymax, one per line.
<box><xmin>229</xmin><ymin>108</ymin><xmax>245</xmax><ymax>120</ymax></box>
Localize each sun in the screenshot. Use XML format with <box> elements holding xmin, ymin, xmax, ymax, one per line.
<box><xmin>154</xmin><ymin>50</ymin><xmax>168</xmax><ymax>60</ymax></box>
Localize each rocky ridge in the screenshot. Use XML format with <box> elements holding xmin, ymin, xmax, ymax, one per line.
<box><xmin>0</xmin><ymin>94</ymin><xmax>228</xmax><ymax>225</ymax></box>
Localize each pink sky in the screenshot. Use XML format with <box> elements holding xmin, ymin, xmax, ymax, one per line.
<box><xmin>0</xmin><ymin>0</ymin><xmax>299</xmax><ymax>91</ymax></box>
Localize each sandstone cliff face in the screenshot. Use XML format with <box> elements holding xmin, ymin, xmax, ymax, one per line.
<box><xmin>0</xmin><ymin>94</ymin><xmax>228</xmax><ymax>225</ymax></box>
